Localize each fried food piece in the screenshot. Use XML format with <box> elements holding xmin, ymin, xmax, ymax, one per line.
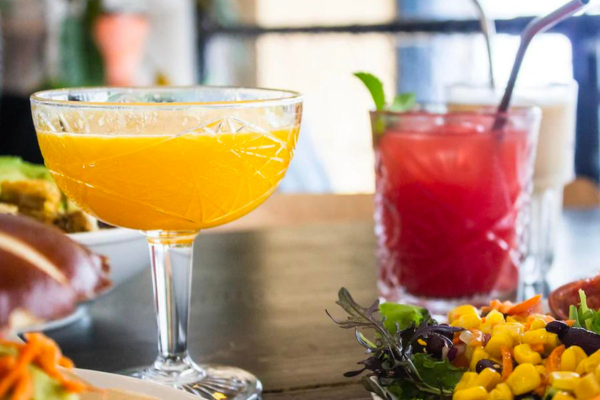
<box><xmin>0</xmin><ymin>202</ymin><xmax>18</xmax><ymax>214</ymax></box>
<box><xmin>54</xmin><ymin>210</ymin><xmax>99</xmax><ymax>233</ymax></box>
<box><xmin>0</xmin><ymin>180</ymin><xmax>61</xmax><ymax>223</ymax></box>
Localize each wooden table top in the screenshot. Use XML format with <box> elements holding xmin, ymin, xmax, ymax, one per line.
<box><xmin>46</xmin><ymin>209</ymin><xmax>600</xmax><ymax>400</ymax></box>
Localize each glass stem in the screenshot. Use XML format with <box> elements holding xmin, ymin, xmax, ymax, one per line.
<box><xmin>146</xmin><ymin>230</ymin><xmax>199</xmax><ymax>372</ymax></box>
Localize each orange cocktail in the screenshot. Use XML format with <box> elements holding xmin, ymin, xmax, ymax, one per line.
<box><xmin>31</xmin><ymin>87</ymin><xmax>302</xmax><ymax>398</ymax></box>
<box><xmin>38</xmin><ymin>128</ymin><xmax>298</xmax><ymax>231</ymax></box>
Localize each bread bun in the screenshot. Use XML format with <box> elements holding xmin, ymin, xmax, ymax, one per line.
<box><xmin>0</xmin><ymin>213</ymin><xmax>111</xmax><ymax>329</ymax></box>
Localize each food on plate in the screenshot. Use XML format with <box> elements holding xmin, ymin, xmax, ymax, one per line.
<box><xmin>0</xmin><ymin>214</ymin><xmax>111</xmax><ymax>331</ymax></box>
<box><xmin>1</xmin><ymin>180</ymin><xmax>61</xmax><ymax>223</ymax></box>
<box><xmin>330</xmin><ymin>288</ymin><xmax>600</xmax><ymax>400</ymax></box>
<box><xmin>0</xmin><ymin>333</ymin><xmax>89</xmax><ymax>400</ymax></box>
<box><xmin>0</xmin><ymin>334</ymin><xmax>162</xmax><ymax>400</ymax></box>
<box><xmin>0</xmin><ymin>157</ymin><xmax>103</xmax><ymax>233</ymax></box>
<box><xmin>550</xmin><ymin>274</ymin><xmax>600</xmax><ymax>320</ymax></box>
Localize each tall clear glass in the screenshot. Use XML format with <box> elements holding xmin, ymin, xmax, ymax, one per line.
<box><xmin>373</xmin><ymin>107</ymin><xmax>540</xmax><ymax>315</ymax></box>
<box><xmin>447</xmin><ymin>83</ymin><xmax>578</xmax><ymax>298</ymax></box>
<box><xmin>30</xmin><ymin>87</ymin><xmax>303</xmax><ymax>399</ymax></box>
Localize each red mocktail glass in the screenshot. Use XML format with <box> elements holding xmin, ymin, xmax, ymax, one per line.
<box><xmin>373</xmin><ymin>107</ymin><xmax>540</xmax><ymax>312</ymax></box>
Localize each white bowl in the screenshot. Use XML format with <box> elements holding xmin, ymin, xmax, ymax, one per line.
<box><xmin>68</xmin><ymin>228</ymin><xmax>149</xmax><ymax>286</ymax></box>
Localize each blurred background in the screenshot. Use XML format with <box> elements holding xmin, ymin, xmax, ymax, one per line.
<box><xmin>1</xmin><ymin>0</ymin><xmax>599</xmax><ymax>198</ymax></box>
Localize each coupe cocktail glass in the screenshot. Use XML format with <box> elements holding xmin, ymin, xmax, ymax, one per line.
<box><xmin>31</xmin><ymin>87</ymin><xmax>303</xmax><ymax>399</ymax></box>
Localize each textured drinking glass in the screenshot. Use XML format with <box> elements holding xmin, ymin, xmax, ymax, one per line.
<box><xmin>372</xmin><ymin>107</ymin><xmax>540</xmax><ymax>315</ymax></box>
<box><xmin>31</xmin><ymin>87</ymin><xmax>303</xmax><ymax>399</ymax></box>
<box><xmin>447</xmin><ymin>83</ymin><xmax>578</xmax><ymax>298</ymax></box>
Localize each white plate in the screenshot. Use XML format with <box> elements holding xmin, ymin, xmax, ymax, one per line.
<box><xmin>73</xmin><ymin>369</ymin><xmax>198</xmax><ymax>399</ymax></box>
<box><xmin>16</xmin><ymin>306</ymin><xmax>86</xmax><ymax>334</ymax></box>
<box><xmin>68</xmin><ymin>228</ymin><xmax>149</xmax><ymax>286</ymax></box>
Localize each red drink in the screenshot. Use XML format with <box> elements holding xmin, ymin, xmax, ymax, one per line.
<box><xmin>374</xmin><ymin>110</ymin><xmax>540</xmax><ymax>305</ymax></box>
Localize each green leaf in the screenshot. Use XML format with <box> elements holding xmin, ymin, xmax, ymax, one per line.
<box><xmin>354</xmin><ymin>72</ymin><xmax>386</xmax><ymax>111</ymax></box>
<box><xmin>390</xmin><ymin>93</ymin><xmax>417</xmax><ymax>112</ymax></box>
<box><xmin>412</xmin><ymin>353</ymin><xmax>465</xmax><ymax>391</ymax></box>
<box><xmin>30</xmin><ymin>365</ymin><xmax>79</xmax><ymax>400</ymax></box>
<box><xmin>591</xmin><ymin>312</ymin><xmax>600</xmax><ymax>334</ymax></box>
<box><xmin>379</xmin><ymin>302</ymin><xmax>429</xmax><ymax>334</ymax></box>
<box><xmin>0</xmin><ymin>156</ymin><xmax>52</xmax><ymax>183</ymax></box>
<box><xmin>569</xmin><ymin>305</ymin><xmax>581</xmax><ymax>327</ymax></box>
<box><xmin>579</xmin><ymin>289</ymin><xmax>590</xmax><ymax>315</ymax></box>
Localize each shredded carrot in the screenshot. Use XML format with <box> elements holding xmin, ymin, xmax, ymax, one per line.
<box><xmin>533</xmin><ymin>385</ymin><xmax>546</xmax><ymax>397</ymax></box>
<box><xmin>507</xmin><ymin>294</ymin><xmax>542</xmax><ymax>315</ymax></box>
<box><xmin>10</xmin><ymin>369</ymin><xmax>32</xmax><ymax>400</ymax></box>
<box><xmin>501</xmin><ymin>346</ymin><xmax>513</xmax><ymax>381</ymax></box>
<box><xmin>546</xmin><ymin>345</ymin><xmax>566</xmax><ymax>374</ymax></box>
<box><xmin>58</xmin><ymin>356</ymin><xmax>74</xmax><ymax>369</ymax></box>
<box><xmin>565</xmin><ymin>319</ymin><xmax>576</xmax><ymax>327</ymax></box>
<box><xmin>0</xmin><ymin>356</ymin><xmax>15</xmax><ymax>372</ymax></box>
<box><xmin>0</xmin><ymin>332</ymin><xmax>91</xmax><ymax>397</ymax></box>
<box><xmin>0</xmin><ymin>336</ymin><xmax>41</xmax><ymax>398</ymax></box>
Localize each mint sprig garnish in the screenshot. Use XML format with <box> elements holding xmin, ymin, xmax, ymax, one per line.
<box><xmin>354</xmin><ymin>72</ymin><xmax>416</xmax><ymax>112</ymax></box>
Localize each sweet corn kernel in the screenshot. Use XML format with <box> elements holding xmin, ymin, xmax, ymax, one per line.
<box><xmin>554</xmin><ymin>391</ymin><xmax>577</xmax><ymax>400</ymax></box>
<box><xmin>522</xmin><ymin>329</ymin><xmax>558</xmax><ymax>349</ymax></box>
<box><xmin>471</xmin><ymin>348</ymin><xmax>491</xmax><ymax>371</ymax></box>
<box><xmin>456</xmin><ymin>372</ymin><xmax>479</xmax><ymax>392</ymax></box>
<box><xmin>545</xmin><ymin>332</ymin><xmax>559</xmax><ymax>350</ymax></box>
<box><xmin>493</xmin><ymin>323</ymin><xmax>525</xmax><ymax>342</ymax></box>
<box><xmin>506</xmin><ymin>363</ymin><xmax>542</xmax><ymax>396</ymax></box>
<box><xmin>507</xmin><ymin>316</ymin><xmax>525</xmax><ymax>324</ymax></box>
<box><xmin>535</xmin><ymin>365</ymin><xmax>547</xmax><ymax>376</ymax></box>
<box><xmin>577</xmin><ymin>350</ymin><xmax>600</xmax><ymax>375</ymax></box>
<box><xmin>514</xmin><ymin>344</ymin><xmax>542</xmax><ymax>365</ymax></box>
<box><xmin>574</xmin><ymin>372</ymin><xmax>600</xmax><ymax>400</ymax></box>
<box><xmin>487</xmin><ymin>310</ymin><xmax>505</xmax><ymax>325</ymax></box>
<box><xmin>474</xmin><ymin>368</ymin><xmax>503</xmax><ymax>391</ymax></box>
<box><xmin>488</xmin><ymin>383</ymin><xmax>514</xmax><ymax>400</ymax></box>
<box><xmin>595</xmin><ymin>364</ymin><xmax>600</xmax><ymax>383</ymax></box>
<box><xmin>529</xmin><ymin>318</ymin><xmax>547</xmax><ymax>331</ymax></box>
<box><xmin>453</xmin><ymin>313</ymin><xmax>483</xmax><ymax>329</ymax></box>
<box><xmin>486</xmin><ymin>333</ymin><xmax>514</xmax><ymax>358</ymax></box>
<box><xmin>450</xmin><ymin>305</ymin><xmax>479</xmax><ymax>323</ymax></box>
<box><xmin>454</xmin><ymin>386</ymin><xmax>488</xmax><ymax>400</ymax></box>
<box><xmin>562</xmin><ymin>347</ymin><xmax>588</xmax><ymax>372</ymax></box>
<box><xmin>481</xmin><ymin>311</ymin><xmax>506</xmax><ymax>334</ymax></box>
<box><xmin>549</xmin><ymin>371</ymin><xmax>580</xmax><ymax>392</ymax></box>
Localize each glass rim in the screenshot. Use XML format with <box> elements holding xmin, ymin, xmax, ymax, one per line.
<box><xmin>448</xmin><ymin>80</ymin><xmax>578</xmax><ymax>91</ymax></box>
<box><xmin>30</xmin><ymin>85</ymin><xmax>303</xmax><ymax>109</ymax></box>
<box><xmin>369</xmin><ymin>105</ymin><xmax>541</xmax><ymax>119</ymax></box>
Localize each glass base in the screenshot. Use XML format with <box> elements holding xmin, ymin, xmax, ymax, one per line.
<box><xmin>379</xmin><ymin>282</ymin><xmax>516</xmax><ymax>318</ymax></box>
<box><xmin>125</xmin><ymin>357</ymin><xmax>262</xmax><ymax>400</ymax></box>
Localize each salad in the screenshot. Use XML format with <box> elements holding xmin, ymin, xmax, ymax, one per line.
<box><xmin>330</xmin><ymin>289</ymin><xmax>600</xmax><ymax>400</ymax></box>
<box><xmin>0</xmin><ymin>333</ymin><xmax>89</xmax><ymax>400</ymax></box>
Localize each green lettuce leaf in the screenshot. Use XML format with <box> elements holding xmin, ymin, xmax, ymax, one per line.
<box><xmin>30</xmin><ymin>365</ymin><xmax>79</xmax><ymax>400</ymax></box>
<box><xmin>412</xmin><ymin>353</ymin><xmax>465</xmax><ymax>391</ymax></box>
<box><xmin>379</xmin><ymin>302</ymin><xmax>429</xmax><ymax>334</ymax></box>
<box><xmin>0</xmin><ymin>156</ymin><xmax>52</xmax><ymax>182</ymax></box>
<box><xmin>570</xmin><ymin>289</ymin><xmax>600</xmax><ymax>334</ymax></box>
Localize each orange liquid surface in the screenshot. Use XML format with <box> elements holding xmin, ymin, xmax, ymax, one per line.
<box><xmin>38</xmin><ymin>128</ymin><xmax>298</xmax><ymax>231</ymax></box>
